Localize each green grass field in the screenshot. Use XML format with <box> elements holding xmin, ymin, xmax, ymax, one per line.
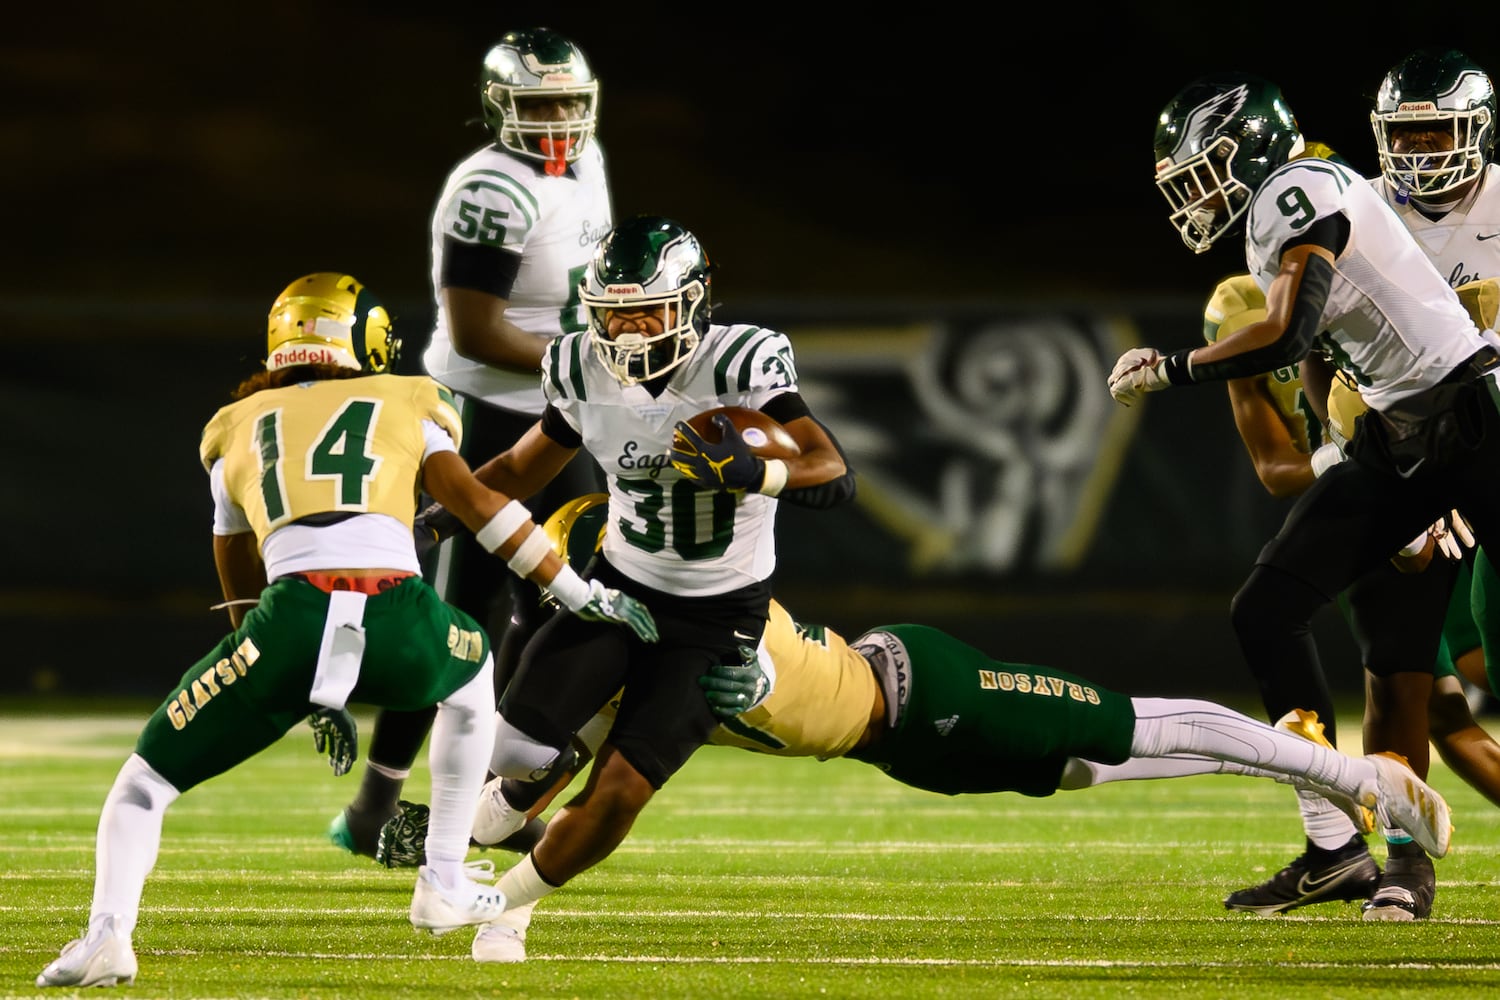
<box><xmin>4</xmin><ymin>703</ymin><xmax>1500</xmax><ymax>999</ymax></box>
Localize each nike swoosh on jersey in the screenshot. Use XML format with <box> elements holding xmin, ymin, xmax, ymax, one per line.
<box><xmin>1478</xmin><ymin>232</ymin><xmax>1500</xmax><ymax>241</ymax></box>
<box><xmin>732</xmin><ymin>630</ymin><xmax>756</xmax><ymax>642</ymax></box>
<box><xmin>1296</xmin><ymin>857</ymin><xmax>1371</xmax><ymax>895</ymax></box>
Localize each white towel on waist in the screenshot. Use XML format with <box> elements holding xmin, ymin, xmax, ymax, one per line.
<box><xmin>309</xmin><ymin>590</ymin><xmax>368</xmax><ymax>710</ymax></box>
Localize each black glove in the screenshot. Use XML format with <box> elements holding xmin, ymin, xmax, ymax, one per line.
<box><xmin>671</xmin><ymin>414</ymin><xmax>766</xmax><ymax>492</ymax></box>
<box><xmin>309</xmin><ymin>707</ymin><xmax>358</xmax><ymax>776</ymax></box>
<box><xmin>413</xmin><ymin>500</ymin><xmax>465</xmax><ymax>561</ymax></box>
<box><xmin>698</xmin><ymin>644</ymin><xmax>770</xmax><ymax>719</ymax></box>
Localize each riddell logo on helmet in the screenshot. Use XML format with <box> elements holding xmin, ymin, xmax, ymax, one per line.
<box><xmin>269</xmin><ymin>345</ymin><xmax>340</xmax><ymax>367</ymax></box>
<box><xmin>1398</xmin><ymin>101</ymin><xmax>1439</xmax><ymax>113</ymax></box>
<box><xmin>605</xmin><ymin>284</ymin><xmax>645</xmax><ymax>295</ymax></box>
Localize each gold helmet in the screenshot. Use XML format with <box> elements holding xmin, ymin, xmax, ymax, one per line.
<box><xmin>266</xmin><ymin>273</ymin><xmax>401</xmax><ymax>373</ymax></box>
<box><xmin>541</xmin><ymin>493</ymin><xmax>609</xmax><ymax>567</ymax></box>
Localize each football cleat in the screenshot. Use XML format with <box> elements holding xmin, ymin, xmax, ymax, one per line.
<box><xmin>473</xmin><ymin>777</ymin><xmax>529</xmax><ymax>847</ymax></box>
<box><xmin>327</xmin><ymin>805</ymin><xmax>394</xmax><ymax>859</ymax></box>
<box><xmin>472</xmin><ymin>900</ymin><xmax>536</xmax><ymax>963</ymax></box>
<box><xmin>36</xmin><ymin>914</ymin><xmax>137</xmax><ymax>988</ymax></box>
<box><xmin>410</xmin><ymin>862</ymin><xmax>508</xmax><ymax>936</ymax></box>
<box><xmin>1362</xmin><ymin>848</ymin><xmax>1437</xmax><ymax>921</ymax></box>
<box><xmin>1224</xmin><ymin>834</ymin><xmax>1380</xmax><ymax>916</ymax></box>
<box><xmin>1363</xmin><ymin>751</ymin><xmax>1452</xmax><ymax>859</ymax></box>
<box><xmin>1275</xmin><ymin>709</ymin><xmax>1375</xmax><ymax>834</ymax></box>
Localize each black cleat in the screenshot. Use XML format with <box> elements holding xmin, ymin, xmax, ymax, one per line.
<box><xmin>1224</xmin><ymin>835</ymin><xmax>1381</xmax><ymax>916</ymax></box>
<box><xmin>1361</xmin><ymin>844</ymin><xmax>1435</xmax><ymax>921</ymax></box>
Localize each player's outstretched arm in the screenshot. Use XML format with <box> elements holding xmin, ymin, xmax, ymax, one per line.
<box><xmin>422</xmin><ymin>450</ymin><xmax>658</xmax><ymax>643</ymax></box>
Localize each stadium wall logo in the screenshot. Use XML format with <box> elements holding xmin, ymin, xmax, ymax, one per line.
<box><xmin>791</xmin><ymin>315</ymin><xmax>1142</xmax><ymax>575</ymax></box>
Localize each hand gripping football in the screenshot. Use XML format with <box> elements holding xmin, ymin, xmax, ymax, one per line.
<box><xmin>679</xmin><ymin>406</ymin><xmax>800</xmax><ymax>459</ymax></box>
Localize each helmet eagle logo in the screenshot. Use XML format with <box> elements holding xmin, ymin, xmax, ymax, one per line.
<box><xmin>1175</xmin><ymin>84</ymin><xmax>1249</xmax><ymax>161</ymax></box>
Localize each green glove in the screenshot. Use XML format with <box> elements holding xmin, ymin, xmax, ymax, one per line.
<box><xmin>309</xmin><ymin>707</ymin><xmax>358</xmax><ymax>776</ymax></box>
<box><xmin>574</xmin><ymin>580</ymin><xmax>660</xmax><ymax>643</ymax></box>
<box><xmin>699</xmin><ymin>645</ymin><xmax>770</xmax><ymax>719</ymax></box>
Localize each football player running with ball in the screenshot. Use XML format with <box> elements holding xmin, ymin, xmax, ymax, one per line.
<box><xmin>444</xmin><ymin>215</ymin><xmax>855</xmax><ymax>960</ymax></box>
<box><xmin>1108</xmin><ymin>72</ymin><xmax>1500</xmax><ymax>911</ymax></box>
<box><xmin>35</xmin><ymin>274</ymin><xmax>657</xmax><ymax>989</ymax></box>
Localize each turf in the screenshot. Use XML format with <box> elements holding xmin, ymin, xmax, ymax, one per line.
<box><xmin>3</xmin><ymin>704</ymin><xmax>1499</xmax><ymax>999</ymax></box>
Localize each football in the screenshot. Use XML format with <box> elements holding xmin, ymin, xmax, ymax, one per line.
<box><xmin>679</xmin><ymin>406</ymin><xmax>801</xmax><ymax>459</ymax></box>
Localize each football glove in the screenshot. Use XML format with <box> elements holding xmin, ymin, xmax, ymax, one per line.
<box><xmin>413</xmin><ymin>500</ymin><xmax>464</xmax><ymax>562</ymax></box>
<box><xmin>698</xmin><ymin>644</ymin><xmax>771</xmax><ymax>720</ymax></box>
<box><xmin>1107</xmin><ymin>347</ymin><xmax>1169</xmax><ymax>406</ymax></box>
<box><xmin>308</xmin><ymin>707</ymin><xmax>358</xmax><ymax>776</ymax></box>
<box><xmin>572</xmin><ymin>579</ymin><xmax>660</xmax><ymax>643</ymax></box>
<box><xmin>374</xmin><ymin>800</ymin><xmax>428</xmax><ymax>868</ymax></box>
<box><xmin>1432</xmin><ymin>509</ymin><xmax>1475</xmax><ymax>562</ymax></box>
<box><xmin>671</xmin><ymin>414</ymin><xmax>766</xmax><ymax>492</ymax></box>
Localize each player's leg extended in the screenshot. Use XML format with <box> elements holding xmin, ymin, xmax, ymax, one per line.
<box><xmin>1222</xmin><ymin>473</ymin><xmax>1433</xmax><ymax>914</ymax></box>
<box><xmin>40</xmin><ymin>632</ymin><xmax>305</xmax><ymax>988</ymax></box>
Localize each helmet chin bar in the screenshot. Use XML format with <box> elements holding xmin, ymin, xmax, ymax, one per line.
<box><xmin>491</xmin><ymin>81</ymin><xmax>598</xmax><ymax>164</ymax></box>
<box><xmin>584</xmin><ymin>278</ymin><xmax>708</xmax><ymax>386</ymax></box>
<box><xmin>1373</xmin><ymin>105</ymin><xmax>1491</xmax><ymax>199</ymax></box>
<box><xmin>1156</xmin><ymin>137</ymin><xmax>1252</xmax><ymax>254</ymax></box>
<box><xmin>594</xmin><ymin>327</ymin><xmax>700</xmax><ymax>386</ymax></box>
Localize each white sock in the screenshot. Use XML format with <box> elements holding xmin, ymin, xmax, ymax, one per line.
<box><xmin>1298</xmin><ymin>786</ymin><xmax>1360</xmax><ymax>848</ymax></box>
<box><xmin>90</xmin><ymin>753</ymin><xmax>180</xmax><ymax>936</ymax></box>
<box><xmin>424</xmin><ymin>655</ymin><xmax>496</xmax><ymax>886</ymax></box>
<box><xmin>497</xmin><ymin>854</ymin><xmax>560</xmax><ymax>911</ymax></box>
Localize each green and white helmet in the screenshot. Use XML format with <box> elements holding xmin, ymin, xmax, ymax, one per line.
<box><xmin>480</xmin><ymin>28</ymin><xmax>598</xmax><ymax>170</ymax></box>
<box><xmin>1153</xmin><ymin>73</ymin><xmax>1305</xmax><ymax>254</ymax></box>
<box><xmin>580</xmin><ymin>216</ymin><xmax>713</xmax><ymax>386</ymax></box>
<box><xmin>1371</xmin><ymin>48</ymin><xmax>1496</xmax><ymax>201</ymax></box>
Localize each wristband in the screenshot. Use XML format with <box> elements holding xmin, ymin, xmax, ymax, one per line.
<box><xmin>759</xmin><ymin>459</ymin><xmax>789</xmax><ymax>497</ymax></box>
<box><xmin>1161</xmin><ymin>349</ymin><xmax>1196</xmax><ymax>385</ymax></box>
<box><xmin>546</xmin><ymin>564</ymin><xmax>592</xmax><ymax>611</ymax></box>
<box><xmin>1310</xmin><ymin>442</ymin><xmax>1345</xmax><ymax>478</ymax></box>
<box><xmin>476</xmin><ymin>500</ymin><xmax>532</xmax><ymax>553</ymax></box>
<box><xmin>506</xmin><ymin>529</ymin><xmax>552</xmax><ymax>577</ymax></box>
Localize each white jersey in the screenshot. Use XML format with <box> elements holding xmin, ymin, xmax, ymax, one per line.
<box><xmin>1245</xmin><ymin>157</ymin><xmax>1486</xmax><ymax>412</ymax></box>
<box><xmin>423</xmin><ymin>140</ymin><xmax>612</xmax><ymax>415</ymax></box>
<box><xmin>1371</xmin><ymin>163</ymin><xmax>1500</xmax><ymax>291</ymax></box>
<box><xmin>542</xmin><ymin>324</ymin><xmax>800</xmax><ymax>596</ymax></box>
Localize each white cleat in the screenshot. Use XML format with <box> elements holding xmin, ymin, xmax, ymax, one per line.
<box><xmin>472</xmin><ymin>922</ymin><xmax>527</xmax><ymax>963</ymax></box>
<box><xmin>1364</xmin><ymin>751</ymin><xmax>1453</xmax><ymax>859</ymax></box>
<box><xmin>36</xmin><ymin>914</ymin><xmax>137</xmax><ymax>988</ymax></box>
<box><xmin>410</xmin><ymin>863</ymin><xmax>508</xmax><ymax>936</ymax></box>
<box><xmin>471</xmin><ymin>776</ymin><xmax>527</xmax><ymax>847</ymax></box>
<box><xmin>473</xmin><ymin>900</ymin><xmax>535</xmax><ymax>963</ymax></box>
<box><xmin>1275</xmin><ymin>709</ymin><xmax>1376</xmax><ymax>834</ymax></box>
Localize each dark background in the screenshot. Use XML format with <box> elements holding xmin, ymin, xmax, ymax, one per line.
<box><xmin>9</xmin><ymin>3</ymin><xmax>1496</xmax><ymax>315</ymax></box>
<box><xmin>4</xmin><ymin>4</ymin><xmax>1496</xmax><ymax>698</ymax></box>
